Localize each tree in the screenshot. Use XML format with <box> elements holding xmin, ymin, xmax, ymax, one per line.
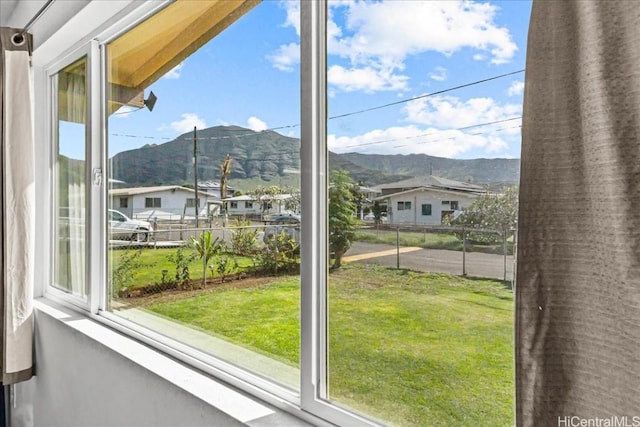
<box><xmin>250</xmin><ymin>185</ymin><xmax>285</xmax><ymax>218</ymax></box>
<box><xmin>329</xmin><ymin>170</ymin><xmax>360</xmax><ymax>270</ymax></box>
<box><xmin>191</xmin><ymin>230</ymin><xmax>223</xmax><ymax>288</ymax></box>
<box><xmin>449</xmin><ymin>186</ymin><xmax>518</xmax><ymax>243</ymax></box>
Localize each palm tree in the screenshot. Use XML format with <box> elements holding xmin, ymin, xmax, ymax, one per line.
<box><xmin>191</xmin><ymin>230</ymin><xmax>223</xmax><ymax>288</ymax></box>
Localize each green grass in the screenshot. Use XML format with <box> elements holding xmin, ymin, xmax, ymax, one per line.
<box><xmin>355</xmin><ymin>228</ymin><xmax>462</xmax><ymax>250</ymax></box>
<box><xmin>109</xmin><ymin>247</ymin><xmax>256</xmax><ymax>290</ymax></box>
<box><xmin>145</xmin><ymin>264</ymin><xmax>514</xmax><ymax>427</ymax></box>
<box><xmin>355</xmin><ymin>228</ymin><xmax>513</xmax><ymax>255</ymax></box>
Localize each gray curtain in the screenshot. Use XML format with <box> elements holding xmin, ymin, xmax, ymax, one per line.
<box><xmin>0</xmin><ymin>28</ymin><xmax>35</xmax><ymax>384</ymax></box>
<box><xmin>517</xmin><ymin>1</ymin><xmax>639</xmax><ymax>425</ymax></box>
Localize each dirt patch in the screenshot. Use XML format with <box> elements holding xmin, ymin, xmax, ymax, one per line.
<box><xmin>114</xmin><ymin>275</ymin><xmax>282</xmax><ymax>308</ymax></box>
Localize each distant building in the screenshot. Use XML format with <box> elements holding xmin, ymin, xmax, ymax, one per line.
<box><xmin>373</xmin><ymin>176</ymin><xmax>486</xmax><ymax>225</ymax></box>
<box><xmin>197</xmin><ymin>181</ymin><xmax>235</xmax><ymax>199</ymax></box>
<box><xmin>222</xmin><ymin>193</ymin><xmax>297</xmax><ymax>218</ymax></box>
<box><xmin>109</xmin><ymin>186</ymin><xmax>222</xmax><ymax>220</ymax></box>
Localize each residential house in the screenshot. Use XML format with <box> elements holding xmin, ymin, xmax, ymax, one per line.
<box><xmin>223</xmin><ymin>193</ymin><xmax>297</xmax><ymax>217</ymax></box>
<box><xmin>110</xmin><ymin>186</ymin><xmax>222</xmax><ymax>220</ymax></box>
<box><xmin>222</xmin><ymin>195</ymin><xmax>261</xmax><ymax>216</ymax></box>
<box><xmin>374</xmin><ymin>176</ymin><xmax>485</xmax><ymax>225</ymax></box>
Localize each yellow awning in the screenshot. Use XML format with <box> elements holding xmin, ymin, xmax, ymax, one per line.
<box><xmin>107</xmin><ymin>0</ymin><xmax>260</xmax><ymax>113</ymax></box>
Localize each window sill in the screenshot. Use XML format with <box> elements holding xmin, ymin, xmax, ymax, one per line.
<box><xmin>32</xmin><ymin>298</ymin><xmax>316</xmax><ymax>427</ymax></box>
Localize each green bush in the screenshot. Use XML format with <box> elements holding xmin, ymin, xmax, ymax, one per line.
<box><xmin>230</xmin><ymin>219</ymin><xmax>259</xmax><ymax>255</ymax></box>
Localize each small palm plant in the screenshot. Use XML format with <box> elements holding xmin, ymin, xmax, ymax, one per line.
<box><xmin>191</xmin><ymin>231</ymin><xmax>223</xmax><ymax>288</ymax></box>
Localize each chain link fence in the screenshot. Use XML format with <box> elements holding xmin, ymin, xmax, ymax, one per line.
<box><xmin>109</xmin><ymin>220</ymin><xmax>516</xmax><ymax>301</ymax></box>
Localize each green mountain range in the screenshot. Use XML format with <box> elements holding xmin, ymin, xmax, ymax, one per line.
<box><xmin>110</xmin><ymin>125</ymin><xmax>520</xmax><ymax>189</ymax></box>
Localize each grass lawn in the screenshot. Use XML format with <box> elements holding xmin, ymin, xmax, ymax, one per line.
<box><xmin>109</xmin><ymin>247</ymin><xmax>257</xmax><ymax>290</ymax></box>
<box><xmin>144</xmin><ymin>264</ymin><xmax>514</xmax><ymax>427</ymax></box>
<box><xmin>356</xmin><ymin>228</ymin><xmax>513</xmax><ymax>255</ymax></box>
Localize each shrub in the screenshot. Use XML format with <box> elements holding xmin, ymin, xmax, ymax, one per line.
<box><xmin>167</xmin><ymin>248</ymin><xmax>197</xmax><ymax>288</ymax></box>
<box><xmin>111</xmin><ymin>249</ymin><xmax>142</xmax><ymax>297</ymax></box>
<box><xmin>230</xmin><ymin>219</ymin><xmax>259</xmax><ymax>255</ymax></box>
<box><xmin>258</xmin><ymin>231</ymin><xmax>299</xmax><ymax>274</ymax></box>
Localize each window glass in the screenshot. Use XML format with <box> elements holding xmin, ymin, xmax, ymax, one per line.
<box><xmin>106</xmin><ymin>0</ymin><xmax>301</xmax><ymax>391</ymax></box>
<box><xmin>326</xmin><ymin>0</ymin><xmax>527</xmax><ymax>424</ymax></box>
<box><xmin>54</xmin><ymin>57</ymin><xmax>88</xmax><ymax>298</ymax></box>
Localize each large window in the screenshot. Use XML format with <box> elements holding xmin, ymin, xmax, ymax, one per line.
<box><xmin>47</xmin><ymin>1</ymin><xmax>527</xmax><ymax>425</ymax></box>
<box><xmin>326</xmin><ymin>1</ymin><xmax>523</xmax><ymax>425</ymax></box>
<box><xmin>106</xmin><ymin>0</ymin><xmax>302</xmax><ymax>393</ymax></box>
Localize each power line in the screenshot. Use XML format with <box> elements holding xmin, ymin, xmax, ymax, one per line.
<box><xmin>109</xmin><ymin>69</ymin><xmax>525</xmax><ymax>143</ymax></box>
<box><xmin>328</xmin><ymin>69</ymin><xmax>525</xmax><ymax>121</ymax></box>
<box><xmin>339</xmin><ymin>116</ymin><xmax>522</xmax><ymax>149</ymax></box>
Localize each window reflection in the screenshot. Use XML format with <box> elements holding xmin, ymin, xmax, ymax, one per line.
<box><xmin>54</xmin><ymin>57</ymin><xmax>88</xmax><ymax>298</ymax></box>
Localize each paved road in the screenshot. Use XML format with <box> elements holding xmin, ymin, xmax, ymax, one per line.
<box><xmin>344</xmin><ymin>241</ymin><xmax>515</xmax><ymax>282</ymax></box>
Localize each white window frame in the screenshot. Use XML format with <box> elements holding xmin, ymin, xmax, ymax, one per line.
<box><xmin>42</xmin><ymin>1</ymin><xmax>383</xmax><ymax>426</ymax></box>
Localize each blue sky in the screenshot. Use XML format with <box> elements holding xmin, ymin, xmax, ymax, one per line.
<box><xmin>107</xmin><ymin>0</ymin><xmax>532</xmax><ymax>160</ymax></box>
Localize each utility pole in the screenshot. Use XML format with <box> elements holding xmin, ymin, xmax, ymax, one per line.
<box><xmin>193</xmin><ymin>126</ymin><xmax>199</xmax><ymax>228</ymax></box>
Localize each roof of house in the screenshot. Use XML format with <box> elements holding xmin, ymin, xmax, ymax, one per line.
<box><xmin>374</xmin><ymin>175</ymin><xmax>484</xmax><ymax>193</ymax></box>
<box><xmin>223</xmin><ymin>195</ymin><xmax>256</xmax><ymax>202</ymax></box>
<box><xmin>109</xmin><ymin>186</ymin><xmax>219</xmax><ymax>198</ymax></box>
<box><xmin>198</xmin><ymin>180</ymin><xmax>234</xmax><ymax>190</ymax></box>
<box><xmin>374</xmin><ymin>185</ymin><xmax>484</xmax><ymax>201</ymax></box>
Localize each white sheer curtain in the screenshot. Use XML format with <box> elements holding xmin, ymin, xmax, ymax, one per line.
<box><xmin>0</xmin><ymin>27</ymin><xmax>35</xmax><ymax>384</ymax></box>
<box><xmin>56</xmin><ymin>60</ymin><xmax>87</xmax><ymax>298</ymax></box>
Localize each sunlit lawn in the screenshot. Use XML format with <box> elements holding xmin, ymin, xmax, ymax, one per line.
<box><xmin>355</xmin><ymin>228</ymin><xmax>513</xmax><ymax>255</ymax></box>
<box><xmin>145</xmin><ymin>264</ymin><xmax>514</xmax><ymax>427</ymax></box>
<box><xmin>110</xmin><ymin>247</ymin><xmax>257</xmax><ymax>289</ymax></box>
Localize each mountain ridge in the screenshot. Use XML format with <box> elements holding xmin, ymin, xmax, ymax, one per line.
<box><xmin>110</xmin><ymin>125</ymin><xmax>519</xmax><ymax>189</ymax></box>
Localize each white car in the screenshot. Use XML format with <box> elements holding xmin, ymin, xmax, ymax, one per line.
<box><xmin>109</xmin><ymin>209</ymin><xmax>153</xmax><ymax>242</ymax></box>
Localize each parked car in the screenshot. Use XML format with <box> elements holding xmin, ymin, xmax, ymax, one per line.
<box><xmin>109</xmin><ymin>209</ymin><xmax>153</xmax><ymax>242</ymax></box>
<box><xmin>263</xmin><ymin>214</ymin><xmax>301</xmax><ymax>246</ymax></box>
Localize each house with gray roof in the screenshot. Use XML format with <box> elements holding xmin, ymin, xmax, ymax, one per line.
<box><xmin>373</xmin><ymin>176</ymin><xmax>486</xmax><ymax>225</ymax></box>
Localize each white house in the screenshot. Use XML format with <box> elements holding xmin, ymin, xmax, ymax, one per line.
<box><xmin>373</xmin><ymin>176</ymin><xmax>485</xmax><ymax>225</ymax></box>
<box><xmin>222</xmin><ymin>193</ymin><xmax>298</xmax><ymax>217</ymax></box>
<box><xmin>223</xmin><ymin>195</ymin><xmax>261</xmax><ymax>216</ymax></box>
<box><xmin>109</xmin><ymin>186</ymin><xmax>222</xmax><ymax>220</ymax></box>
<box><xmin>375</xmin><ymin>187</ymin><xmax>480</xmax><ymax>225</ymax></box>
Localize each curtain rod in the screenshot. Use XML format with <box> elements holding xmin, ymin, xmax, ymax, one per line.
<box><xmin>13</xmin><ymin>0</ymin><xmax>55</xmax><ymax>44</ymax></box>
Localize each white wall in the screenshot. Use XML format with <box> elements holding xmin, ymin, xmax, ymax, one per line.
<box><xmin>11</xmin><ymin>303</ymin><xmax>309</xmax><ymax>427</ymax></box>
<box><xmin>12</xmin><ymin>309</ymin><xmax>242</xmax><ymax>427</ymax></box>
<box><xmin>387</xmin><ymin>190</ymin><xmax>477</xmax><ymax>225</ymax></box>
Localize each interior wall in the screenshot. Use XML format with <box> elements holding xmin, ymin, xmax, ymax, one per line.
<box><xmin>11</xmin><ymin>309</ymin><xmax>244</xmax><ymax>427</ymax></box>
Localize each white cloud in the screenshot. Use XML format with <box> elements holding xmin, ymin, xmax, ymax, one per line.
<box><xmin>328</xmin><ymin>125</ymin><xmax>512</xmax><ymax>158</ymax></box>
<box><xmin>266</xmin><ymin>2</ymin><xmax>301</xmax><ymax>71</ymax></box>
<box><xmin>507</xmin><ymin>80</ymin><xmax>525</xmax><ymax>96</ymax></box>
<box><xmin>267</xmin><ymin>42</ymin><xmax>300</xmax><ymax>72</ymax></box>
<box><xmin>323</xmin><ymin>1</ymin><xmax>517</xmax><ymax>94</ymax></box>
<box><xmin>328</xmin><ymin>64</ymin><xmax>409</xmax><ymax>93</ymax></box>
<box><xmin>404</xmin><ymin>95</ymin><xmax>521</xmax><ymax>129</ymax></box>
<box><xmin>327</xmin><ymin>92</ymin><xmax>522</xmax><ymax>157</ymax></box>
<box><xmin>170</xmin><ymin>113</ymin><xmax>206</xmax><ymax>133</ymax></box>
<box><xmin>163</xmin><ymin>62</ymin><xmax>184</xmax><ymax>79</ymax></box>
<box><xmin>429</xmin><ymin>67</ymin><xmax>447</xmax><ymax>82</ymax></box>
<box><xmin>281</xmin><ymin>1</ymin><xmax>300</xmax><ymax>36</ymax></box>
<box><xmin>247</xmin><ymin>116</ymin><xmax>268</xmax><ymax>132</ymax></box>
<box><xmin>333</xmin><ymin>1</ymin><xmax>517</xmax><ymax>64</ymax></box>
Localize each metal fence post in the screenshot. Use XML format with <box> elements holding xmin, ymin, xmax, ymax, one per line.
<box><xmin>503</xmin><ymin>229</ymin><xmax>508</xmax><ymax>282</ymax></box>
<box><xmin>396</xmin><ymin>226</ymin><xmax>400</xmax><ymax>269</ymax></box>
<box><xmin>462</xmin><ymin>227</ymin><xmax>467</xmax><ymax>276</ymax></box>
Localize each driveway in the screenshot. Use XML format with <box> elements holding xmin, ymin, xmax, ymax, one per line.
<box><xmin>345</xmin><ymin>241</ymin><xmax>515</xmax><ymax>282</ymax></box>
